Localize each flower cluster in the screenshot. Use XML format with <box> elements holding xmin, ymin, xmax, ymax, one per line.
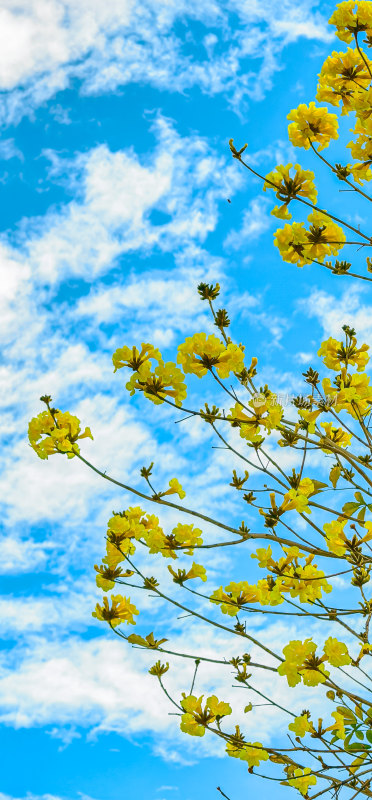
<box><xmin>287</xmin><ymin>102</ymin><xmax>339</xmax><ymax>150</ymax></box>
<box><xmin>177</xmin><ymin>333</ymin><xmax>245</xmax><ymax>378</ymax></box>
<box><xmin>180</xmin><ymin>694</ymin><xmax>232</xmax><ymax>736</ymax></box>
<box><xmin>113</xmin><ymin>342</ymin><xmax>187</xmax><ymax>406</ymax></box>
<box><xmin>274</xmin><ymin>211</ymin><xmax>346</xmax><ymax>267</ymax></box>
<box><xmin>263</xmin><ymin>163</ymin><xmax>317</xmax><ymax>219</ymax></box>
<box><xmin>28</xmin><ymin>407</ymin><xmax>93</xmax><ymax>460</ymax></box>
<box><xmin>317</xmin><ymin>48</ymin><xmax>372</xmax><ymax>113</ymax></box>
<box><xmin>92</xmin><ymin>594</ymin><xmax>139</xmax><ymax>627</ymax></box>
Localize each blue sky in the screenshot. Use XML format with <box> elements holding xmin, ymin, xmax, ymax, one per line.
<box><xmin>2</xmin><ymin>2</ymin><xmax>372</xmax><ymax>800</ymax></box>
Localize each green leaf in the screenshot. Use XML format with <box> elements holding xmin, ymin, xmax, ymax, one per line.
<box><xmin>337</xmin><ymin>706</ymin><xmax>357</xmax><ymax>723</ymax></box>
<box><xmin>342</xmin><ymin>502</ymin><xmax>360</xmax><ymax>515</ymax></box>
<box><xmin>366</xmin><ymin>730</ymin><xmax>372</xmax><ymax>744</ymax></box>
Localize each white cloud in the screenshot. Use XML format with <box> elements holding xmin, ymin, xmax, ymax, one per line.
<box><xmin>0</xmin><ymin>795</ymin><xmax>65</xmax><ymax>800</ymax></box>
<box><xmin>224</xmin><ymin>195</ymin><xmax>272</xmax><ymax>250</ymax></box>
<box><xmin>0</xmin><ymin>537</ymin><xmax>49</xmax><ymax>574</ymax></box>
<box><xmin>0</xmin><ymin>138</ymin><xmax>23</xmax><ymax>161</ymax></box>
<box><xmin>0</xmin><ymin>0</ymin><xmax>332</xmax><ymax>126</ymax></box>
<box><xmin>301</xmin><ymin>284</ymin><xmax>372</xmax><ymax>342</ymax></box>
<box><xmin>14</xmin><ymin>115</ymin><xmax>241</xmax><ymax>285</ymax></box>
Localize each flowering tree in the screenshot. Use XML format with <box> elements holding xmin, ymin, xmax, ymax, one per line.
<box><xmin>28</xmin><ymin>3</ymin><xmax>372</xmax><ymax>799</ymax></box>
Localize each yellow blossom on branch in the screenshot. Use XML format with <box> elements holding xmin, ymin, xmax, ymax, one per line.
<box><xmin>287</xmin><ymin>767</ymin><xmax>317</xmax><ymax>796</ymax></box>
<box><xmin>92</xmin><ymin>594</ymin><xmax>139</xmax><ymax>627</ymax></box>
<box><xmin>347</xmin><ymin>115</ymin><xmax>372</xmax><ymax>183</ymax></box>
<box><xmin>323</xmin><ymin>636</ymin><xmax>351</xmax><ymax>666</ymax></box>
<box><xmin>112</xmin><ymin>343</ymin><xmax>162</xmax><ymax>372</ymax></box>
<box><xmin>94</xmin><ymin>563</ymin><xmax>134</xmax><ymax>591</ymax></box>
<box><xmin>317</xmin><ymin>48</ymin><xmax>372</xmax><ymax>113</ymax></box>
<box><xmin>28</xmin><ymin>408</ymin><xmax>93</xmax><ymax>460</ymax></box>
<box><xmin>226</xmin><ymin>738</ymin><xmax>269</xmax><ymax>767</ymax></box>
<box><xmin>287</xmin><ymin>102</ymin><xmax>338</xmax><ymax>150</ymax></box>
<box><xmin>278</xmin><ymin>639</ymin><xmax>329</xmax><ymax>687</ymax></box>
<box><xmin>168</xmin><ymin>561</ymin><xmax>207</xmax><ymax>583</ymax></box>
<box><xmin>318</xmin><ymin>335</ymin><xmax>369</xmax><ymax>371</ymax></box>
<box><xmin>180</xmin><ymin>694</ymin><xmax>231</xmax><ymax>736</ymax></box>
<box><xmin>274</xmin><ymin>211</ymin><xmax>345</xmax><ymax>267</ymax></box>
<box><xmin>229</xmin><ymin>394</ymin><xmax>283</xmax><ymax>443</ymax></box>
<box><xmin>320</xmin><ymin>422</ymin><xmax>352</xmax><ymax>451</ymax></box>
<box><xmin>125</xmin><ymin>361</ymin><xmax>187</xmax><ymax>407</ymax></box>
<box><xmin>288</xmin><ymin>713</ymin><xmax>313</xmax><ymax>738</ymax></box>
<box><xmin>162</xmin><ymin>478</ymin><xmax>186</xmax><ymax>499</ymax></box>
<box><xmin>329</xmin><ymin>1</ymin><xmax>372</xmax><ymax>44</ymax></box>
<box><xmin>282</xmin><ymin>477</ymin><xmax>315</xmax><ymax>514</ymax></box>
<box><xmin>322</xmin><ymin>370</ymin><xmax>372</xmax><ymax>418</ymax></box>
<box><xmin>323</xmin><ymin>518</ymin><xmax>347</xmax><ymax>556</ymax></box>
<box><xmin>298</xmin><ymin>407</ymin><xmax>322</xmax><ymax>432</ymax></box>
<box><xmin>177</xmin><ymin>333</ymin><xmax>244</xmax><ymax>378</ymax></box>
<box><xmin>263</xmin><ymin>163</ymin><xmax>317</xmax><ymax>220</ymax></box>
<box><xmin>326</xmin><ymin>710</ymin><xmax>346</xmax><ymax>740</ymax></box>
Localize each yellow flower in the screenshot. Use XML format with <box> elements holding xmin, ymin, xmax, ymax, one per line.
<box><xmin>323</xmin><ymin>637</ymin><xmax>351</xmax><ymax>667</ymax></box>
<box><xmin>180</xmin><ymin>695</ymin><xmax>206</xmax><ymax>736</ymax></box>
<box><xmin>104</xmin><ymin>508</ymin><xmax>151</xmax><ymax>563</ymax></box>
<box><xmin>347</xmin><ymin>115</ymin><xmax>372</xmax><ymax>183</ymax></box>
<box><xmin>162</xmin><ymin>478</ymin><xmax>186</xmax><ymax>499</ymax></box>
<box><xmin>229</xmin><ymin>402</ymin><xmax>263</xmax><ymax>442</ymax></box>
<box><xmin>274</xmin><ymin>212</ymin><xmax>345</xmax><ymax>267</ymax></box>
<box><xmin>251</xmin><ymin>545</ymin><xmax>273</xmax><ymax>568</ymax></box>
<box><xmin>287</xmin><ymin>102</ymin><xmax>338</xmax><ymax>150</ymax></box>
<box><xmin>361</xmin><ymin>521</ymin><xmax>372</xmax><ymax>545</ymax></box>
<box><xmin>92</xmin><ymin>594</ymin><xmax>139</xmax><ymax>627</ymax></box>
<box><xmin>323</xmin><ymin>519</ymin><xmax>347</xmax><ymax>556</ymax></box>
<box><xmin>168</xmin><ymin>562</ymin><xmax>207</xmax><ymax>582</ymax></box>
<box><xmin>351</xmin><ymin>86</ymin><xmax>372</xmax><ymax>121</ymax></box>
<box><xmin>326</xmin><ymin>710</ymin><xmax>346</xmax><ymax>740</ymax></box>
<box><xmin>229</xmin><ymin>395</ymin><xmax>283</xmax><ymax>442</ymax></box>
<box><xmin>173</xmin><ymin>523</ymin><xmax>203</xmax><ymax>552</ymax></box>
<box><xmin>263</xmin><ymin>163</ymin><xmax>317</xmax><ymax>220</ymax></box>
<box><xmin>145</xmin><ymin>528</ymin><xmax>177</xmax><ymax>559</ymax></box>
<box><xmin>288</xmin><ymin>713</ymin><xmax>313</xmax><ymax>738</ymax></box>
<box><xmin>283</xmin><ymin>478</ymin><xmax>314</xmax><ymax>514</ymax></box>
<box><xmin>288</xmin><ymin>768</ymin><xmax>317</xmax><ymax>796</ymax></box>
<box><xmin>180</xmin><ymin>694</ymin><xmax>231</xmax><ymax>736</ymax></box>
<box><xmin>210</xmin><ymin>581</ymin><xmax>261</xmax><ymax>615</ymax></box>
<box><xmin>28</xmin><ymin>409</ymin><xmax>93</xmax><ymax>460</ymax></box>
<box><xmin>307</xmin><ymin>210</ymin><xmax>346</xmax><ymax>260</ymax></box>
<box><xmin>329</xmin><ymin>1</ymin><xmax>372</xmax><ymax>44</ymax></box>
<box><xmin>283</xmin><ymin>563</ymin><xmax>332</xmax><ymax>604</ymax></box>
<box><xmin>177</xmin><ymin>333</ymin><xmax>244</xmax><ymax>379</ymax></box>
<box><xmin>324</xmin><ymin>371</ymin><xmax>372</xmax><ymax>418</ymax></box>
<box><xmin>125</xmin><ymin>361</ymin><xmax>187</xmax><ymax>407</ymax></box>
<box><xmin>112</xmin><ymin>343</ymin><xmax>161</xmax><ymax>372</ymax></box>
<box><xmin>298</xmin><ymin>407</ymin><xmax>322</xmax><ymax>433</ymax></box>
<box><xmin>274</xmin><ymin>221</ymin><xmax>310</xmax><ymax>266</ymax></box>
<box><xmin>318</xmin><ymin>335</ymin><xmax>369</xmax><ymax>371</ymax></box>
<box><xmin>357</xmin><ymin>642</ymin><xmax>372</xmax><ymax>660</ymax></box>
<box><xmin>320</xmin><ymin>422</ymin><xmax>352</xmax><ymax>451</ymax></box>
<box><xmin>271</xmin><ymin>204</ymin><xmax>292</xmax><ymax>220</ymax></box>
<box><xmin>278</xmin><ymin>638</ymin><xmax>328</xmax><ymax>687</ymax></box>
<box><xmin>144</xmin><ymin>521</ymin><xmax>203</xmax><ymax>559</ymax></box>
<box><xmin>226</xmin><ymin>740</ymin><xmax>269</xmax><ymax>767</ymax></box>
<box><xmin>94</xmin><ymin>563</ymin><xmax>133</xmax><ymax>591</ymax></box>
<box><xmin>317</xmin><ymin>48</ymin><xmax>372</xmax><ymax>113</ymax></box>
